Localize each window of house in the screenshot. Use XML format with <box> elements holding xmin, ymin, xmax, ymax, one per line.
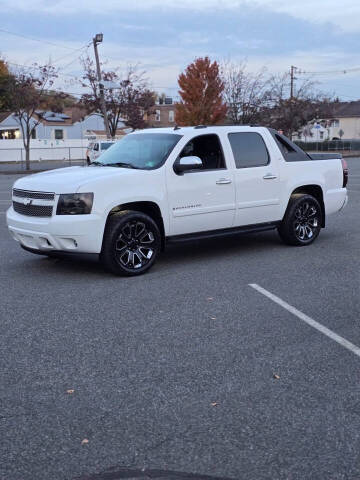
<box><xmin>155</xmin><ymin>110</ymin><xmax>161</xmax><ymax>122</ymax></box>
<box><xmin>320</xmin><ymin>131</ymin><xmax>324</xmax><ymax>139</ymax></box>
<box><xmin>178</xmin><ymin>134</ymin><xmax>225</xmax><ymax>170</ymax></box>
<box><xmin>228</xmin><ymin>132</ymin><xmax>269</xmax><ymax>168</ymax></box>
<box><xmin>0</xmin><ymin>129</ymin><xmax>20</xmax><ymax>139</ymax></box>
<box><xmin>169</xmin><ymin>110</ymin><xmax>174</xmax><ymax>123</ymax></box>
<box><xmin>31</xmin><ymin>129</ymin><xmax>36</xmax><ymax>139</ymax></box>
<box><xmin>54</xmin><ymin>129</ymin><xmax>63</xmax><ymax>140</ymax></box>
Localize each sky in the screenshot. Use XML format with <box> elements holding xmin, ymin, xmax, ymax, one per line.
<box><xmin>1</xmin><ymin>0</ymin><xmax>360</xmax><ymax>100</ymax></box>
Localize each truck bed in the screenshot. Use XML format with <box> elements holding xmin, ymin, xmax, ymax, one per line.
<box><xmin>307</xmin><ymin>153</ymin><xmax>343</xmax><ymax>160</ymax></box>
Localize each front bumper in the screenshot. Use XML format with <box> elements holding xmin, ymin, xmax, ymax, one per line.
<box><xmin>6</xmin><ymin>207</ymin><xmax>105</xmax><ymax>254</ymax></box>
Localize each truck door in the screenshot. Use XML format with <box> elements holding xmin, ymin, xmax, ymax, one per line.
<box><xmin>166</xmin><ymin>133</ymin><xmax>236</xmax><ymax>236</ymax></box>
<box><xmin>226</xmin><ymin>130</ymin><xmax>282</xmax><ymax>226</ymax></box>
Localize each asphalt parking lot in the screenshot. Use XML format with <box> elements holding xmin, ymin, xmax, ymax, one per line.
<box><xmin>0</xmin><ymin>159</ymin><xmax>359</xmax><ymax>480</ymax></box>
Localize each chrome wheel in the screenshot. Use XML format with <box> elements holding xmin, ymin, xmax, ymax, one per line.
<box><xmin>294</xmin><ymin>202</ymin><xmax>319</xmax><ymax>241</ymax></box>
<box><xmin>115</xmin><ymin>221</ymin><xmax>155</xmax><ymax>270</ymax></box>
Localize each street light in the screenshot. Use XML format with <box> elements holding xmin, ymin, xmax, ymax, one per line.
<box><xmin>94</xmin><ymin>33</ymin><xmax>103</xmax><ymax>44</ymax></box>
<box><xmin>92</xmin><ymin>32</ymin><xmax>111</xmax><ymax>138</ymax></box>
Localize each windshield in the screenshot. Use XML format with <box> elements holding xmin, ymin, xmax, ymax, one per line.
<box><xmin>101</xmin><ymin>142</ymin><xmax>114</xmax><ymax>151</ymax></box>
<box><xmin>94</xmin><ymin>133</ymin><xmax>182</xmax><ymax>169</ymax></box>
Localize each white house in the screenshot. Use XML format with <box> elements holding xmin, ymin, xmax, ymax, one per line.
<box><xmin>294</xmin><ymin>101</ymin><xmax>360</xmax><ymax>142</ymax></box>
<box><xmin>0</xmin><ymin>108</ymin><xmax>125</xmax><ymax>141</ymax></box>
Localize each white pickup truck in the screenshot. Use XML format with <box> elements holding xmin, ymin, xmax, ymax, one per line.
<box><xmin>6</xmin><ymin>126</ymin><xmax>348</xmax><ymax>276</ymax></box>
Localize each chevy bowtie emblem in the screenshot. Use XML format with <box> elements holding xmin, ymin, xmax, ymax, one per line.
<box><xmin>23</xmin><ymin>198</ymin><xmax>32</xmax><ymax>206</ymax></box>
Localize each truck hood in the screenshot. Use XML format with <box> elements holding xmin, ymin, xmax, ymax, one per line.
<box><xmin>13</xmin><ymin>166</ymin><xmax>138</xmax><ymax>194</ymax></box>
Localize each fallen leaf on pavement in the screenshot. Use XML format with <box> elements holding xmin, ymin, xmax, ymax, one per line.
<box><xmin>81</xmin><ymin>439</ymin><xmax>89</xmax><ymax>445</ymax></box>
<box><xmin>211</xmin><ymin>402</ymin><xmax>219</xmax><ymax>407</ymax></box>
<box><xmin>207</xmin><ymin>297</ymin><xmax>213</xmax><ymax>301</ymax></box>
<box><xmin>66</xmin><ymin>389</ymin><xmax>75</xmax><ymax>394</ymax></box>
<box><xmin>210</xmin><ymin>316</ymin><xmax>216</xmax><ymax>320</ymax></box>
<box><xmin>273</xmin><ymin>374</ymin><xmax>280</xmax><ymax>380</ymax></box>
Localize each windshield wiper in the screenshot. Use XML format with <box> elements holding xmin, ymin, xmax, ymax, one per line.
<box><xmin>89</xmin><ymin>161</ymin><xmax>104</xmax><ymax>166</ymax></box>
<box><xmin>104</xmin><ymin>162</ymin><xmax>140</xmax><ymax>169</ymax></box>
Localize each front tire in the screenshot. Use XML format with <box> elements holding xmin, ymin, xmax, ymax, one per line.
<box><xmin>278</xmin><ymin>194</ymin><xmax>322</xmax><ymax>246</ymax></box>
<box><xmin>100</xmin><ymin>211</ymin><xmax>161</xmax><ymax>276</ymax></box>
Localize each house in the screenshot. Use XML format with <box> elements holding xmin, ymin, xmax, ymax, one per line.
<box><xmin>145</xmin><ymin>97</ymin><xmax>176</xmax><ymax>127</ymax></box>
<box><xmin>0</xmin><ymin>112</ymin><xmax>21</xmax><ymax>139</ymax></box>
<box><xmin>0</xmin><ymin>107</ymin><xmax>125</xmax><ymax>141</ymax></box>
<box><xmin>294</xmin><ymin>101</ymin><xmax>360</xmax><ymax>142</ymax></box>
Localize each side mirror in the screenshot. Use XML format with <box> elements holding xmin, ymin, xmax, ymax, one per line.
<box><xmin>175</xmin><ymin>156</ymin><xmax>203</xmax><ymax>174</ymax></box>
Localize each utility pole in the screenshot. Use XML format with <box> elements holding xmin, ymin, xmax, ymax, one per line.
<box><xmin>290</xmin><ymin>65</ymin><xmax>296</xmax><ymax>100</ymax></box>
<box><xmin>289</xmin><ymin>65</ymin><xmax>297</xmax><ymax>141</ymax></box>
<box><xmin>93</xmin><ymin>33</ymin><xmax>111</xmax><ymax>139</ymax></box>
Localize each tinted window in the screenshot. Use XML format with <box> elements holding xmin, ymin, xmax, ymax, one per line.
<box><xmin>228</xmin><ymin>132</ymin><xmax>269</xmax><ymax>168</ymax></box>
<box><xmin>268</xmin><ymin>129</ymin><xmax>310</xmax><ymax>162</ymax></box>
<box><xmin>179</xmin><ymin>134</ymin><xmax>225</xmax><ymax>170</ymax></box>
<box><xmin>101</xmin><ymin>142</ymin><xmax>114</xmax><ymax>151</ymax></box>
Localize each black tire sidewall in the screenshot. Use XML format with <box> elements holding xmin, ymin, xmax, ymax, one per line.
<box><xmin>278</xmin><ymin>194</ymin><xmax>322</xmax><ymax>246</ymax></box>
<box><xmin>100</xmin><ymin>211</ymin><xmax>161</xmax><ymax>276</ymax></box>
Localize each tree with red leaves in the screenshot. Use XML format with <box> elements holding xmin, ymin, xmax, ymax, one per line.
<box><xmin>176</xmin><ymin>57</ymin><xmax>227</xmax><ymax>126</ymax></box>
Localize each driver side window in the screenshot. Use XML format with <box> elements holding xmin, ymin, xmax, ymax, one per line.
<box><xmin>179</xmin><ymin>134</ymin><xmax>226</xmax><ymax>170</ymax></box>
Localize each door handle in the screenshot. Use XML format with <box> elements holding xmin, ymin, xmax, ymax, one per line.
<box><xmin>263</xmin><ymin>174</ymin><xmax>277</xmax><ymax>180</ymax></box>
<box><xmin>216</xmin><ymin>178</ymin><xmax>232</xmax><ymax>185</ymax></box>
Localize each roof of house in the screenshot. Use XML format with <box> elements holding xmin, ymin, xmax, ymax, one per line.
<box><xmin>0</xmin><ymin>111</ymin><xmax>11</xmax><ymax>123</ymax></box>
<box><xmin>327</xmin><ymin>101</ymin><xmax>360</xmax><ymax>118</ymax></box>
<box><xmin>35</xmin><ymin>107</ymin><xmax>88</xmax><ymax>126</ymax></box>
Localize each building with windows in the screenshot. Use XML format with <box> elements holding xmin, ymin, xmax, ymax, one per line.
<box><xmin>0</xmin><ymin>108</ymin><xmax>124</xmax><ymax>141</ymax></box>
<box><xmin>146</xmin><ymin>97</ymin><xmax>176</xmax><ymax>127</ymax></box>
<box><xmin>294</xmin><ymin>101</ymin><xmax>360</xmax><ymax>142</ymax></box>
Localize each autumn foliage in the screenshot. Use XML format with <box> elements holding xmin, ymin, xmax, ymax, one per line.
<box><xmin>176</xmin><ymin>57</ymin><xmax>227</xmax><ymax>126</ymax></box>
<box><xmin>0</xmin><ymin>59</ymin><xmax>9</xmax><ymax>77</ymax></box>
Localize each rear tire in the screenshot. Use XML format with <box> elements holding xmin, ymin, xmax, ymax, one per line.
<box><xmin>100</xmin><ymin>210</ymin><xmax>161</xmax><ymax>276</ymax></box>
<box><xmin>278</xmin><ymin>194</ymin><xmax>322</xmax><ymax>246</ymax></box>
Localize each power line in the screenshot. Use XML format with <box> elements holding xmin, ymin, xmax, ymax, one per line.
<box><xmin>53</xmin><ymin>42</ymin><xmax>91</xmax><ymax>66</ymax></box>
<box><xmin>295</xmin><ymin>65</ymin><xmax>360</xmax><ymax>76</ymax></box>
<box><xmin>0</xmin><ymin>28</ymin><xmax>88</xmax><ymax>52</ymax></box>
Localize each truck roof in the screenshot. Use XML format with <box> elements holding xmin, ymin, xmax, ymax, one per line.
<box><xmin>132</xmin><ymin>125</ymin><xmax>268</xmax><ymax>136</ymax></box>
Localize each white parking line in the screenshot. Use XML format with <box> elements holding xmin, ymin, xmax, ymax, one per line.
<box><xmin>249</xmin><ymin>283</ymin><xmax>360</xmax><ymax>359</ymax></box>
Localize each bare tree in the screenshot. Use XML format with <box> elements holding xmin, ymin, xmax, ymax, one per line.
<box><xmin>262</xmin><ymin>72</ymin><xmax>333</xmax><ymax>139</ymax></box>
<box><xmin>221</xmin><ymin>61</ymin><xmax>268</xmax><ymax>125</ymax></box>
<box><xmin>4</xmin><ymin>64</ymin><xmax>58</xmax><ymax>170</ymax></box>
<box><xmin>80</xmin><ymin>56</ymin><xmax>155</xmax><ymax>137</ymax></box>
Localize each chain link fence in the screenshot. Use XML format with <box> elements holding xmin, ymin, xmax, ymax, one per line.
<box><xmin>294</xmin><ymin>139</ymin><xmax>360</xmax><ymax>153</ymax></box>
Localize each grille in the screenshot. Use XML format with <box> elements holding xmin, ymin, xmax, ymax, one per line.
<box><xmin>13</xmin><ymin>201</ymin><xmax>53</xmax><ymax>217</ymax></box>
<box><xmin>13</xmin><ymin>189</ymin><xmax>55</xmax><ymax>200</ymax></box>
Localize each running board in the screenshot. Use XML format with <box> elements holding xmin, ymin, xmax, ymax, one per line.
<box><xmin>166</xmin><ymin>222</ymin><xmax>280</xmax><ymax>244</ymax></box>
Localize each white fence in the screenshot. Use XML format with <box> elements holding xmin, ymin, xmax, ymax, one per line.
<box><xmin>0</xmin><ymin>139</ymin><xmax>88</xmax><ymax>163</ymax></box>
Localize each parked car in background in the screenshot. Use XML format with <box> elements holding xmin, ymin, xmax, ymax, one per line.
<box><xmin>86</xmin><ymin>141</ymin><xmax>115</xmax><ymax>165</ymax></box>
<box><xmin>7</xmin><ymin>126</ymin><xmax>348</xmax><ymax>276</ymax></box>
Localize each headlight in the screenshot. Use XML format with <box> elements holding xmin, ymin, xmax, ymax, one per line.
<box><xmin>56</xmin><ymin>193</ymin><xmax>94</xmax><ymax>215</ymax></box>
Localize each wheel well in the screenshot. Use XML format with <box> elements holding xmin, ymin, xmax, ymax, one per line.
<box><xmin>107</xmin><ymin>201</ymin><xmax>165</xmax><ymax>249</ymax></box>
<box><xmin>291</xmin><ymin>185</ymin><xmax>325</xmax><ymax>227</ymax></box>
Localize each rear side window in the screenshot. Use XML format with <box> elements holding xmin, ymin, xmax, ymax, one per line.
<box><xmin>228</xmin><ymin>132</ymin><xmax>269</xmax><ymax>168</ymax></box>
<box><xmin>268</xmin><ymin>130</ymin><xmax>310</xmax><ymax>162</ymax></box>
